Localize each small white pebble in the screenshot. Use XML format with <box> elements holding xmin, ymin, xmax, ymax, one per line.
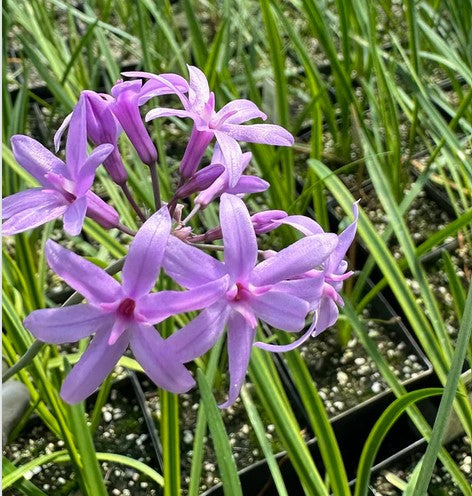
<box><xmin>103</xmin><ymin>411</ymin><xmax>112</xmax><ymax>422</ymax></box>
<box><xmin>354</xmin><ymin>357</ymin><xmax>366</xmax><ymax>366</ymax></box>
<box><xmin>337</xmin><ymin>371</ymin><xmax>349</xmax><ymax>385</ymax></box>
<box><xmin>371</xmin><ymin>382</ymin><xmax>382</xmax><ymax>394</ymax></box>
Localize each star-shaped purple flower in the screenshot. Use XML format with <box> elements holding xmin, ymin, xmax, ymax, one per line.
<box><xmin>127</xmin><ymin>66</ymin><xmax>293</xmax><ymax>186</ymax></box>
<box><xmin>254</xmin><ymin>202</ymin><xmax>359</xmax><ymax>352</ymax></box>
<box><xmin>24</xmin><ymin>206</ymin><xmax>227</xmax><ymax>403</ymax></box>
<box><xmin>163</xmin><ymin>193</ymin><xmax>337</xmax><ymax>407</ymax></box>
<box><xmin>2</xmin><ymin>98</ymin><xmax>118</xmax><ymax>236</ymax></box>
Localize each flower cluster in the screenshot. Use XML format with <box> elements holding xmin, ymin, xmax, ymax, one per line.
<box><xmin>3</xmin><ymin>66</ymin><xmax>357</xmax><ymax>406</ymax></box>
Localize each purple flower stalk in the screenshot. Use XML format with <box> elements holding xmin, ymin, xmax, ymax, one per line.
<box><xmin>2</xmin><ymin>98</ymin><xmax>119</xmax><ymax>236</ymax></box>
<box><xmin>140</xmin><ymin>66</ymin><xmax>294</xmax><ymax>186</ymax></box>
<box><xmin>55</xmin><ymin>91</ymin><xmax>128</xmax><ymax>185</ymax></box>
<box><xmin>164</xmin><ymin>193</ymin><xmax>338</xmax><ymax>407</ymax></box>
<box><xmin>24</xmin><ymin>206</ymin><xmax>227</xmax><ymax>403</ymax></box>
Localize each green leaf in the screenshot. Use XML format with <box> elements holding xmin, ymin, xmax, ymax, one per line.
<box><xmin>354</xmin><ymin>388</ymin><xmax>444</xmax><ymax>496</ymax></box>
<box><xmin>196</xmin><ymin>369</ymin><xmax>243</xmax><ymax>496</ymax></box>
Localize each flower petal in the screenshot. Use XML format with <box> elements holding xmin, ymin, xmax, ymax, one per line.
<box><xmin>85</xmin><ymin>191</ymin><xmax>119</xmax><ymax>229</ymax></box>
<box><xmin>2</xmin><ymin>189</ymin><xmax>65</xmax><ymax>219</ymax></box>
<box><xmin>45</xmin><ymin>239</ymin><xmax>122</xmax><ymax>305</ymax></box>
<box><xmin>215</xmin><ymin>99</ymin><xmax>267</xmax><ymax>125</ymax></box>
<box><xmin>75</xmin><ymin>143</ymin><xmax>114</xmax><ymax>196</ymax></box>
<box><xmin>251</xmin><ymin>291</ymin><xmax>308</xmax><ymax>331</ymax></box>
<box><xmin>280</xmin><ymin>215</ymin><xmax>324</xmax><ymax>236</ymax></box>
<box><xmin>314</xmin><ymin>297</ymin><xmax>339</xmax><ymax>336</ymax></box>
<box><xmin>129</xmin><ymin>324</ymin><xmax>195</xmax><ymax>393</ymax></box>
<box><xmin>187</xmin><ymin>65</ymin><xmax>210</xmax><ymax>111</ymax></box>
<box><xmin>250</xmin><ymin>233</ymin><xmax>338</xmax><ymax>286</ymax></box>
<box><xmin>60</xmin><ymin>325</ymin><xmax>129</xmax><ymax>404</ymax></box>
<box><xmin>66</xmin><ymin>96</ymin><xmax>88</xmax><ymax>179</ymax></box>
<box><xmin>122</xmin><ymin>205</ymin><xmax>171</xmax><ymax>298</ymax></box>
<box><xmin>326</xmin><ymin>201</ymin><xmax>359</xmax><ymax>273</ymax></box>
<box><xmin>137</xmin><ymin>276</ymin><xmax>229</xmax><ymax>324</ymax></box>
<box><xmin>145</xmin><ymin>107</ymin><xmax>192</xmax><ymax>121</ymax></box>
<box><xmin>219</xmin><ymin>311</ymin><xmax>256</xmax><ymax>408</ymax></box>
<box><xmin>63</xmin><ymin>196</ymin><xmax>88</xmax><ymax>236</ymax></box>
<box><xmin>226</xmin><ymin>176</ymin><xmax>269</xmax><ymax>195</ymax></box>
<box><xmin>163</xmin><ymin>235</ymin><xmax>226</xmax><ymax>288</ymax></box>
<box><xmin>24</xmin><ymin>305</ymin><xmax>112</xmax><ymax>344</ymax></box>
<box><xmin>220</xmin><ymin>193</ymin><xmax>258</xmax><ymax>281</ymax></box>
<box><xmin>166</xmin><ymin>301</ymin><xmax>230</xmax><ymax>362</ymax></box>
<box><xmin>54</xmin><ymin>112</ymin><xmax>73</xmax><ymax>152</ymax></box>
<box><xmin>222</xmin><ymin>123</ymin><xmax>294</xmax><ymax>146</ymax></box>
<box><xmin>254</xmin><ymin>319</ymin><xmax>317</xmax><ymax>352</ymax></box>
<box><xmin>2</xmin><ymin>203</ymin><xmax>68</xmax><ymax>236</ymax></box>
<box><xmin>273</xmin><ymin>274</ymin><xmax>324</xmax><ymax>306</ymax></box>
<box><xmin>214</xmin><ymin>131</ymin><xmax>244</xmax><ymax>187</ymax></box>
<box><xmin>11</xmin><ymin>135</ymin><xmax>65</xmax><ymax>187</ymax></box>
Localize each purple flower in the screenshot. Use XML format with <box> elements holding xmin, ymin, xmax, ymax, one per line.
<box><xmin>110</xmin><ymin>74</ymin><xmax>189</xmax><ymax>167</ymax></box>
<box><xmin>164</xmin><ymin>194</ymin><xmax>337</xmax><ymax>407</ymax></box>
<box><xmin>55</xmin><ymin>91</ymin><xmax>128</xmax><ymax>185</ymax></box>
<box><xmin>2</xmin><ymin>98</ymin><xmax>118</xmax><ymax>236</ymax></box>
<box><xmin>24</xmin><ymin>206</ymin><xmax>227</xmax><ymax>403</ymax></box>
<box><xmin>142</xmin><ymin>66</ymin><xmax>294</xmax><ymax>186</ymax></box>
<box><xmin>254</xmin><ymin>202</ymin><xmax>359</xmax><ymax>352</ymax></box>
<box><xmin>194</xmin><ymin>146</ymin><xmax>269</xmax><ymax>208</ymax></box>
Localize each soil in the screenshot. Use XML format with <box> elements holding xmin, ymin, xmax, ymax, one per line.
<box><xmin>371</xmin><ymin>435</ymin><xmax>472</xmax><ymax>496</ymax></box>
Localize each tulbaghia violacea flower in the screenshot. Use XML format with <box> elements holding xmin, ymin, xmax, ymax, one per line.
<box><xmin>55</xmin><ymin>91</ymin><xmax>128</xmax><ymax>185</ymax></box>
<box><xmin>2</xmin><ymin>98</ymin><xmax>118</xmax><ymax>236</ymax></box>
<box><xmin>194</xmin><ymin>146</ymin><xmax>269</xmax><ymax>208</ymax></box>
<box><xmin>254</xmin><ymin>202</ymin><xmax>359</xmax><ymax>352</ymax></box>
<box><xmin>134</xmin><ymin>66</ymin><xmax>293</xmax><ymax>186</ymax></box>
<box><xmin>164</xmin><ymin>193</ymin><xmax>338</xmax><ymax>407</ymax></box>
<box><xmin>110</xmin><ymin>74</ymin><xmax>189</xmax><ymax>166</ymax></box>
<box><xmin>24</xmin><ymin>206</ymin><xmax>227</xmax><ymax>403</ymax></box>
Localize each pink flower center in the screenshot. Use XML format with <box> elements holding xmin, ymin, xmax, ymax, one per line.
<box><xmin>63</xmin><ymin>191</ymin><xmax>77</xmax><ymax>203</ymax></box>
<box><xmin>226</xmin><ymin>282</ymin><xmax>250</xmax><ymax>302</ymax></box>
<box><xmin>117</xmin><ymin>298</ymin><xmax>136</xmax><ymax>319</ymax></box>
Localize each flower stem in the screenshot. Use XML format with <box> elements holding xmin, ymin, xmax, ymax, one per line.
<box><xmin>121</xmin><ymin>183</ymin><xmax>146</xmax><ymax>222</ymax></box>
<box><xmin>149</xmin><ymin>161</ymin><xmax>161</xmax><ymax>210</ymax></box>
<box><xmin>117</xmin><ymin>223</ymin><xmax>136</xmax><ymax>236</ymax></box>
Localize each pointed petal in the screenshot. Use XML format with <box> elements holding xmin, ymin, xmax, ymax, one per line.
<box><xmin>273</xmin><ymin>274</ymin><xmax>324</xmax><ymax>306</ymax></box>
<box><xmin>54</xmin><ymin>112</ymin><xmax>73</xmax><ymax>152</ymax></box>
<box><xmin>163</xmin><ymin>235</ymin><xmax>226</xmax><ymax>288</ymax></box>
<box><xmin>145</xmin><ymin>107</ymin><xmax>192</xmax><ymax>121</ymax></box>
<box><xmin>214</xmin><ymin>131</ymin><xmax>244</xmax><ymax>187</ymax></box>
<box><xmin>122</xmin><ymin>205</ymin><xmax>171</xmax><ymax>298</ymax></box>
<box><xmin>222</xmin><ymin>123</ymin><xmax>294</xmax><ymax>146</ymax></box>
<box><xmin>129</xmin><ymin>324</ymin><xmax>195</xmax><ymax>393</ymax></box>
<box><xmin>220</xmin><ymin>193</ymin><xmax>257</xmax><ymax>281</ymax></box>
<box><xmin>187</xmin><ymin>65</ymin><xmax>210</xmax><ymax>111</ymax></box>
<box><xmin>280</xmin><ymin>215</ymin><xmax>324</xmax><ymax>236</ymax></box>
<box><xmin>45</xmin><ymin>239</ymin><xmax>122</xmax><ymax>305</ymax></box>
<box><xmin>2</xmin><ymin>189</ymin><xmax>65</xmax><ymax>219</ymax></box>
<box><xmin>24</xmin><ymin>305</ymin><xmax>111</xmax><ymax>344</ymax></box>
<box><xmin>63</xmin><ymin>196</ymin><xmax>88</xmax><ymax>236</ymax></box>
<box><xmin>60</xmin><ymin>325</ymin><xmax>129</xmax><ymax>403</ymax></box>
<box><xmin>226</xmin><ymin>176</ymin><xmax>269</xmax><ymax>195</ymax></box>
<box><xmin>254</xmin><ymin>320</ymin><xmax>316</xmax><ymax>352</ymax></box>
<box><xmin>251</xmin><ymin>291</ymin><xmax>308</xmax><ymax>331</ymax></box>
<box><xmin>66</xmin><ymin>96</ymin><xmax>88</xmax><ymax>179</ymax></box>
<box><xmin>215</xmin><ymin>99</ymin><xmax>267</xmax><ymax>125</ymax></box>
<box><xmin>11</xmin><ymin>135</ymin><xmax>65</xmax><ymax>187</ymax></box>
<box><xmin>327</xmin><ymin>201</ymin><xmax>359</xmax><ymax>272</ymax></box>
<box><xmin>137</xmin><ymin>276</ymin><xmax>229</xmax><ymax>324</ymax></box>
<box><xmin>314</xmin><ymin>297</ymin><xmax>339</xmax><ymax>335</ymax></box>
<box><xmin>2</xmin><ymin>202</ymin><xmax>67</xmax><ymax>236</ymax></box>
<box><xmin>219</xmin><ymin>312</ymin><xmax>256</xmax><ymax>408</ymax></box>
<box><xmin>75</xmin><ymin>143</ymin><xmax>114</xmax><ymax>196</ymax></box>
<box><xmin>250</xmin><ymin>233</ymin><xmax>338</xmax><ymax>286</ymax></box>
<box><xmin>166</xmin><ymin>301</ymin><xmax>229</xmax><ymax>363</ymax></box>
